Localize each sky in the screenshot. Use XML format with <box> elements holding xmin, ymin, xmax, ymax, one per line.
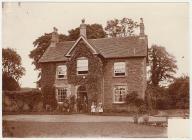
<box><xmin>2</xmin><ymin>2</ymin><xmax>189</xmax><ymax>88</ymax></box>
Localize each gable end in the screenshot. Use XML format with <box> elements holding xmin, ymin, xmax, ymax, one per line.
<box><xmin>65</xmin><ymin>36</ymin><xmax>98</xmax><ymax>57</ymax></box>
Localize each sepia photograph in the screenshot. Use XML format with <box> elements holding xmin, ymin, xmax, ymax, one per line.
<box><xmin>2</xmin><ymin>2</ymin><xmax>190</xmax><ymax>138</ymax></box>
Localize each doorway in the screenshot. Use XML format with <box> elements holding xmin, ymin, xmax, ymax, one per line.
<box><xmin>77</xmin><ymin>86</ymin><xmax>88</xmax><ymax>113</ymax></box>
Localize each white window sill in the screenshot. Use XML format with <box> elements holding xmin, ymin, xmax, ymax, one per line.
<box><xmin>77</xmin><ymin>73</ymin><xmax>88</xmax><ymax>76</ymax></box>
<box><xmin>57</xmin><ymin>102</ymin><xmax>64</xmax><ymax>104</ymax></box>
<box><xmin>113</xmin><ymin>102</ymin><xmax>126</xmax><ymax>104</ymax></box>
<box><xmin>113</xmin><ymin>75</ymin><xmax>126</xmax><ymax>78</ymax></box>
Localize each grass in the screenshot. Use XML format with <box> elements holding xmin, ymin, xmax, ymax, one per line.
<box><xmin>3</xmin><ymin>121</ymin><xmax>167</xmax><ymax>138</ymax></box>
<box><xmin>159</xmin><ymin>109</ymin><xmax>189</xmax><ymax>117</ymax></box>
<box><xmin>3</xmin><ymin>111</ymin><xmax>137</xmax><ymax>116</ymax></box>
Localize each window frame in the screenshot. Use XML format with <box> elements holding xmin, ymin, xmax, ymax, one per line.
<box><xmin>56</xmin><ymin>65</ymin><xmax>67</xmax><ymax>79</ymax></box>
<box><xmin>56</xmin><ymin>88</ymin><xmax>67</xmax><ymax>103</ymax></box>
<box><xmin>77</xmin><ymin>57</ymin><xmax>88</xmax><ymax>75</ymax></box>
<box><xmin>113</xmin><ymin>85</ymin><xmax>127</xmax><ymax>104</ymax></box>
<box><xmin>113</xmin><ymin>62</ymin><xmax>126</xmax><ymax>77</ymax></box>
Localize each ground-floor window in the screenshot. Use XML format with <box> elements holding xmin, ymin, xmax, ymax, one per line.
<box><xmin>113</xmin><ymin>85</ymin><xmax>127</xmax><ymax>103</ymax></box>
<box><xmin>56</xmin><ymin>88</ymin><xmax>67</xmax><ymax>103</ymax></box>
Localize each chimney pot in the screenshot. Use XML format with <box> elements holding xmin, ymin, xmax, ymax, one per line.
<box><xmin>139</xmin><ymin>18</ymin><xmax>145</xmax><ymax>36</ymax></box>
<box><xmin>50</xmin><ymin>27</ymin><xmax>59</xmax><ymax>47</ymax></box>
<box><xmin>80</xmin><ymin>19</ymin><xmax>87</xmax><ymax>38</ymax></box>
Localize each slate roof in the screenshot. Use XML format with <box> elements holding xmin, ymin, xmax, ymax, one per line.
<box><xmin>39</xmin><ymin>36</ymin><xmax>148</xmax><ymax>63</ymax></box>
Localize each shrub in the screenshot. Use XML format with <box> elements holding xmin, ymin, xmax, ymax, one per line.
<box><xmin>125</xmin><ymin>91</ymin><xmax>147</xmax><ymax>114</ymax></box>
<box><xmin>3</xmin><ymin>89</ymin><xmax>43</xmax><ymax>113</ymax></box>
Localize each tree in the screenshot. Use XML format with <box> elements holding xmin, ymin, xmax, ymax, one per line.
<box><xmin>125</xmin><ymin>91</ymin><xmax>147</xmax><ymax>123</ymax></box>
<box><xmin>68</xmin><ymin>24</ymin><xmax>106</xmax><ymax>41</ymax></box>
<box><xmin>29</xmin><ymin>24</ymin><xmax>106</xmax><ymax>82</ymax></box>
<box><xmin>3</xmin><ymin>73</ymin><xmax>20</xmax><ymax>91</ymax></box>
<box><xmin>168</xmin><ymin>75</ymin><xmax>189</xmax><ymax>109</ymax></box>
<box><xmin>29</xmin><ymin>33</ymin><xmax>68</xmax><ymax>71</ymax></box>
<box><xmin>146</xmin><ymin>84</ymin><xmax>171</xmax><ymax>109</ymax></box>
<box><xmin>105</xmin><ymin>18</ymin><xmax>139</xmax><ymax>37</ymax></box>
<box><xmin>148</xmin><ymin>45</ymin><xmax>177</xmax><ymax>86</ymax></box>
<box><xmin>2</xmin><ymin>48</ymin><xmax>25</xmax><ymax>90</ymax></box>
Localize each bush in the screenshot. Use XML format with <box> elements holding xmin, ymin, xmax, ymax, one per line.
<box><xmin>3</xmin><ymin>89</ymin><xmax>43</xmax><ymax>113</ymax></box>
<box><xmin>125</xmin><ymin>91</ymin><xmax>148</xmax><ymax>115</ymax></box>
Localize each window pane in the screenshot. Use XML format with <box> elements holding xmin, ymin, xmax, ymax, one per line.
<box><xmin>114</xmin><ymin>85</ymin><xmax>127</xmax><ymax>103</ymax></box>
<box><xmin>57</xmin><ymin>65</ymin><xmax>67</xmax><ymax>78</ymax></box>
<box><xmin>57</xmin><ymin>88</ymin><xmax>67</xmax><ymax>102</ymax></box>
<box><xmin>114</xmin><ymin>62</ymin><xmax>125</xmax><ymax>76</ymax></box>
<box><xmin>77</xmin><ymin>58</ymin><xmax>88</xmax><ymax>74</ymax></box>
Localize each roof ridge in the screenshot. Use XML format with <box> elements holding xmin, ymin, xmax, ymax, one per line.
<box><xmin>58</xmin><ymin>35</ymin><xmax>140</xmax><ymax>44</ymax></box>
<box><xmin>58</xmin><ymin>40</ymin><xmax>76</xmax><ymax>43</ymax></box>
<box><xmin>88</xmin><ymin>35</ymin><xmax>140</xmax><ymax>41</ymax></box>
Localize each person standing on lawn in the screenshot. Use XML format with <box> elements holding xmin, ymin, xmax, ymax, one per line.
<box><xmin>98</xmin><ymin>102</ymin><xmax>103</xmax><ymax>115</ymax></box>
<box><xmin>91</xmin><ymin>102</ymin><xmax>96</xmax><ymax>115</ymax></box>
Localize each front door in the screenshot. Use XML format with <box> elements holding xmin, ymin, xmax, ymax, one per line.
<box><xmin>77</xmin><ymin>86</ymin><xmax>88</xmax><ymax>113</ymax></box>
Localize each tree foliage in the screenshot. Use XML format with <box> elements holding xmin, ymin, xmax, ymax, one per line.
<box><xmin>68</xmin><ymin>24</ymin><xmax>106</xmax><ymax>41</ymax></box>
<box><xmin>105</xmin><ymin>18</ymin><xmax>139</xmax><ymax>37</ymax></box>
<box><xmin>2</xmin><ymin>48</ymin><xmax>25</xmax><ymax>91</ymax></box>
<box><xmin>3</xmin><ymin>73</ymin><xmax>20</xmax><ymax>91</ymax></box>
<box><xmin>146</xmin><ymin>75</ymin><xmax>189</xmax><ymax>110</ymax></box>
<box><xmin>29</xmin><ymin>33</ymin><xmax>68</xmax><ymax>71</ymax></box>
<box><xmin>168</xmin><ymin>75</ymin><xmax>189</xmax><ymax>109</ymax></box>
<box><xmin>145</xmin><ymin>84</ymin><xmax>169</xmax><ymax>110</ymax></box>
<box><xmin>148</xmin><ymin>45</ymin><xmax>177</xmax><ymax>86</ymax></box>
<box><xmin>125</xmin><ymin>91</ymin><xmax>147</xmax><ymax>114</ymax></box>
<box><xmin>3</xmin><ymin>48</ymin><xmax>25</xmax><ymax>81</ymax></box>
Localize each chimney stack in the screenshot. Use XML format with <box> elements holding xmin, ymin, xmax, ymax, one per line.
<box><xmin>80</xmin><ymin>19</ymin><xmax>87</xmax><ymax>38</ymax></box>
<box><xmin>139</xmin><ymin>18</ymin><xmax>145</xmax><ymax>36</ymax></box>
<box><xmin>50</xmin><ymin>27</ymin><xmax>59</xmax><ymax>47</ymax></box>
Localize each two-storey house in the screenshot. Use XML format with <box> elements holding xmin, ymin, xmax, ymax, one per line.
<box><xmin>39</xmin><ymin>18</ymin><xmax>148</xmax><ymax>112</ymax></box>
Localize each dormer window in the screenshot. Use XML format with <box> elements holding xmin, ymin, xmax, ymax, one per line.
<box><xmin>114</xmin><ymin>62</ymin><xmax>126</xmax><ymax>77</ymax></box>
<box><xmin>77</xmin><ymin>57</ymin><xmax>88</xmax><ymax>75</ymax></box>
<box><xmin>57</xmin><ymin>65</ymin><xmax>67</xmax><ymax>79</ymax></box>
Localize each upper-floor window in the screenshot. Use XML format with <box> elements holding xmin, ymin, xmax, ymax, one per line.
<box><xmin>77</xmin><ymin>57</ymin><xmax>88</xmax><ymax>75</ymax></box>
<box><xmin>114</xmin><ymin>62</ymin><xmax>126</xmax><ymax>77</ymax></box>
<box><xmin>113</xmin><ymin>85</ymin><xmax>127</xmax><ymax>103</ymax></box>
<box><xmin>57</xmin><ymin>65</ymin><xmax>67</xmax><ymax>79</ymax></box>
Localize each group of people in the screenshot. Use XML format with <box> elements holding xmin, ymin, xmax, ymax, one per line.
<box><xmin>91</xmin><ymin>102</ymin><xmax>103</xmax><ymax>114</ymax></box>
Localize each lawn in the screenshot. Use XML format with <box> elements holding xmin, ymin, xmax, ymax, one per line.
<box><xmin>3</xmin><ymin>121</ymin><xmax>167</xmax><ymax>138</ymax></box>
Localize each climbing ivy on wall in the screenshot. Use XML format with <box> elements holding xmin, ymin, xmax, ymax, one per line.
<box><xmin>67</xmin><ymin>40</ymin><xmax>104</xmax><ymax>103</ymax></box>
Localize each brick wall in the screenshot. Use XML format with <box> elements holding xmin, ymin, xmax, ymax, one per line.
<box><xmin>103</xmin><ymin>57</ymin><xmax>147</xmax><ymax>111</ymax></box>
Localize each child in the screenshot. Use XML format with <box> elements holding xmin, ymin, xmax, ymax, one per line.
<box><xmin>91</xmin><ymin>102</ymin><xmax>96</xmax><ymax>115</ymax></box>
<box><xmin>98</xmin><ymin>102</ymin><xmax>103</xmax><ymax>115</ymax></box>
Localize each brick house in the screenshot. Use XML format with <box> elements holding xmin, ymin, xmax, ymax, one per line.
<box><xmin>39</xmin><ymin>18</ymin><xmax>148</xmax><ymax>112</ymax></box>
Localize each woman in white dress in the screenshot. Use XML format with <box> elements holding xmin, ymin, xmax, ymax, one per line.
<box><xmin>91</xmin><ymin>102</ymin><xmax>96</xmax><ymax>115</ymax></box>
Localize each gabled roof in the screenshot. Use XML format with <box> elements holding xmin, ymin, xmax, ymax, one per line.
<box><xmin>66</xmin><ymin>36</ymin><xmax>98</xmax><ymax>56</ymax></box>
<box><xmin>39</xmin><ymin>36</ymin><xmax>148</xmax><ymax>63</ymax></box>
